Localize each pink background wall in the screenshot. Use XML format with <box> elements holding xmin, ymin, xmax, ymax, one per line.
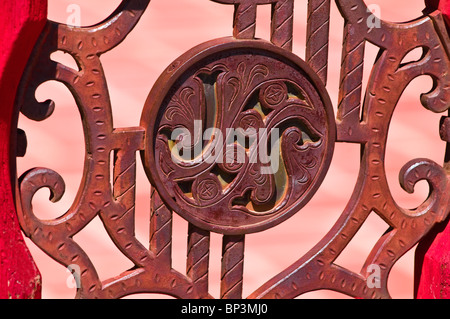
<box><xmin>16</xmin><ymin>0</ymin><xmax>446</xmax><ymax>298</ymax></box>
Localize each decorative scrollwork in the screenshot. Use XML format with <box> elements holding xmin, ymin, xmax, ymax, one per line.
<box><xmin>15</xmin><ymin>0</ymin><xmax>204</xmax><ymax>299</ymax></box>
<box><xmin>13</xmin><ymin>0</ymin><xmax>450</xmax><ymax>299</ymax></box>
<box><xmin>250</xmin><ymin>0</ymin><xmax>450</xmax><ymax>299</ymax></box>
<box><xmin>141</xmin><ymin>39</ymin><xmax>335</xmax><ymax>234</ymax></box>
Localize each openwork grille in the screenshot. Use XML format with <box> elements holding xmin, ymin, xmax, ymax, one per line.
<box><xmin>14</xmin><ymin>0</ymin><xmax>450</xmax><ymax>299</ymax></box>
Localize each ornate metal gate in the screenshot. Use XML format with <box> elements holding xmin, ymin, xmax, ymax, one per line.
<box><xmin>11</xmin><ymin>0</ymin><xmax>450</xmax><ymax>299</ymax></box>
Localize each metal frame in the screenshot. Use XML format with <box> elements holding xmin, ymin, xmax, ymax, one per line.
<box><xmin>14</xmin><ymin>0</ymin><xmax>450</xmax><ymax>299</ymax></box>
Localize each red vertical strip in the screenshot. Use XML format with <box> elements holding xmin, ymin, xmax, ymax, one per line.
<box><xmin>415</xmin><ymin>218</ymin><xmax>450</xmax><ymax>299</ymax></box>
<box><xmin>0</xmin><ymin>0</ymin><xmax>47</xmax><ymax>299</ymax></box>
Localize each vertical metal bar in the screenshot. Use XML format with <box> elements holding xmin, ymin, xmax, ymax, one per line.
<box><xmin>220</xmin><ymin>235</ymin><xmax>245</xmax><ymax>299</ymax></box>
<box><xmin>305</xmin><ymin>0</ymin><xmax>331</xmax><ymax>84</ymax></box>
<box><xmin>271</xmin><ymin>0</ymin><xmax>294</xmax><ymax>51</ymax></box>
<box><xmin>233</xmin><ymin>2</ymin><xmax>257</xmax><ymax>39</ymax></box>
<box><xmin>112</xmin><ymin>142</ymin><xmax>153</xmax><ymax>267</ymax></box>
<box><xmin>150</xmin><ymin>187</ymin><xmax>172</xmax><ymax>268</ymax></box>
<box><xmin>113</xmin><ymin>149</ymin><xmax>137</xmax><ymax>224</ymax></box>
<box><xmin>186</xmin><ymin>224</ymin><xmax>210</xmax><ymax>298</ymax></box>
<box><xmin>336</xmin><ymin>21</ymin><xmax>365</xmax><ymax>143</ymax></box>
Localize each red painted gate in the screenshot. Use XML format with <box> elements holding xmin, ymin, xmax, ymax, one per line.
<box><xmin>0</xmin><ymin>0</ymin><xmax>449</xmax><ymax>299</ymax></box>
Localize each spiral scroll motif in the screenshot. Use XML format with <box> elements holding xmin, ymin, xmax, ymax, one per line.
<box><xmin>13</xmin><ymin>0</ymin><xmax>450</xmax><ymax>299</ymax></box>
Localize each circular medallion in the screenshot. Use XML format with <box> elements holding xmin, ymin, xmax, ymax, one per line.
<box><xmin>141</xmin><ymin>38</ymin><xmax>335</xmax><ymax>234</ymax></box>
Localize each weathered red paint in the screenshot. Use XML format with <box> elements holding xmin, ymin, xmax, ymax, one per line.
<box><xmin>0</xmin><ymin>0</ymin><xmax>47</xmax><ymax>299</ymax></box>
<box><xmin>13</xmin><ymin>0</ymin><xmax>449</xmax><ymax>299</ymax></box>
<box><xmin>0</xmin><ymin>0</ymin><xmax>447</xmax><ymax>299</ymax></box>
<box><xmin>414</xmin><ymin>0</ymin><xmax>450</xmax><ymax>300</ymax></box>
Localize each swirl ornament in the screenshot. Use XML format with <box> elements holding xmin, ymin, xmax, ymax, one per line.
<box><xmin>13</xmin><ymin>0</ymin><xmax>450</xmax><ymax>299</ymax></box>
<box><xmin>141</xmin><ymin>38</ymin><xmax>335</xmax><ymax>234</ymax></box>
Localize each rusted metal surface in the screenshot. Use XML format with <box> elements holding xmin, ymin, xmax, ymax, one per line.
<box><xmin>14</xmin><ymin>0</ymin><xmax>450</xmax><ymax>299</ymax></box>
<box><xmin>141</xmin><ymin>38</ymin><xmax>335</xmax><ymax>235</ymax></box>
<box><xmin>306</xmin><ymin>0</ymin><xmax>330</xmax><ymax>85</ymax></box>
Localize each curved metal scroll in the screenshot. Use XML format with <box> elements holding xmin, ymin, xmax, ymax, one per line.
<box><xmin>14</xmin><ymin>0</ymin><xmax>450</xmax><ymax>299</ymax></box>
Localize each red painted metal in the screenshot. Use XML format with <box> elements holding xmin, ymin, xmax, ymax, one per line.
<box><xmin>141</xmin><ymin>38</ymin><xmax>335</xmax><ymax>235</ymax></box>
<box><xmin>6</xmin><ymin>0</ymin><xmax>450</xmax><ymax>299</ymax></box>
<box><xmin>0</xmin><ymin>0</ymin><xmax>47</xmax><ymax>299</ymax></box>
